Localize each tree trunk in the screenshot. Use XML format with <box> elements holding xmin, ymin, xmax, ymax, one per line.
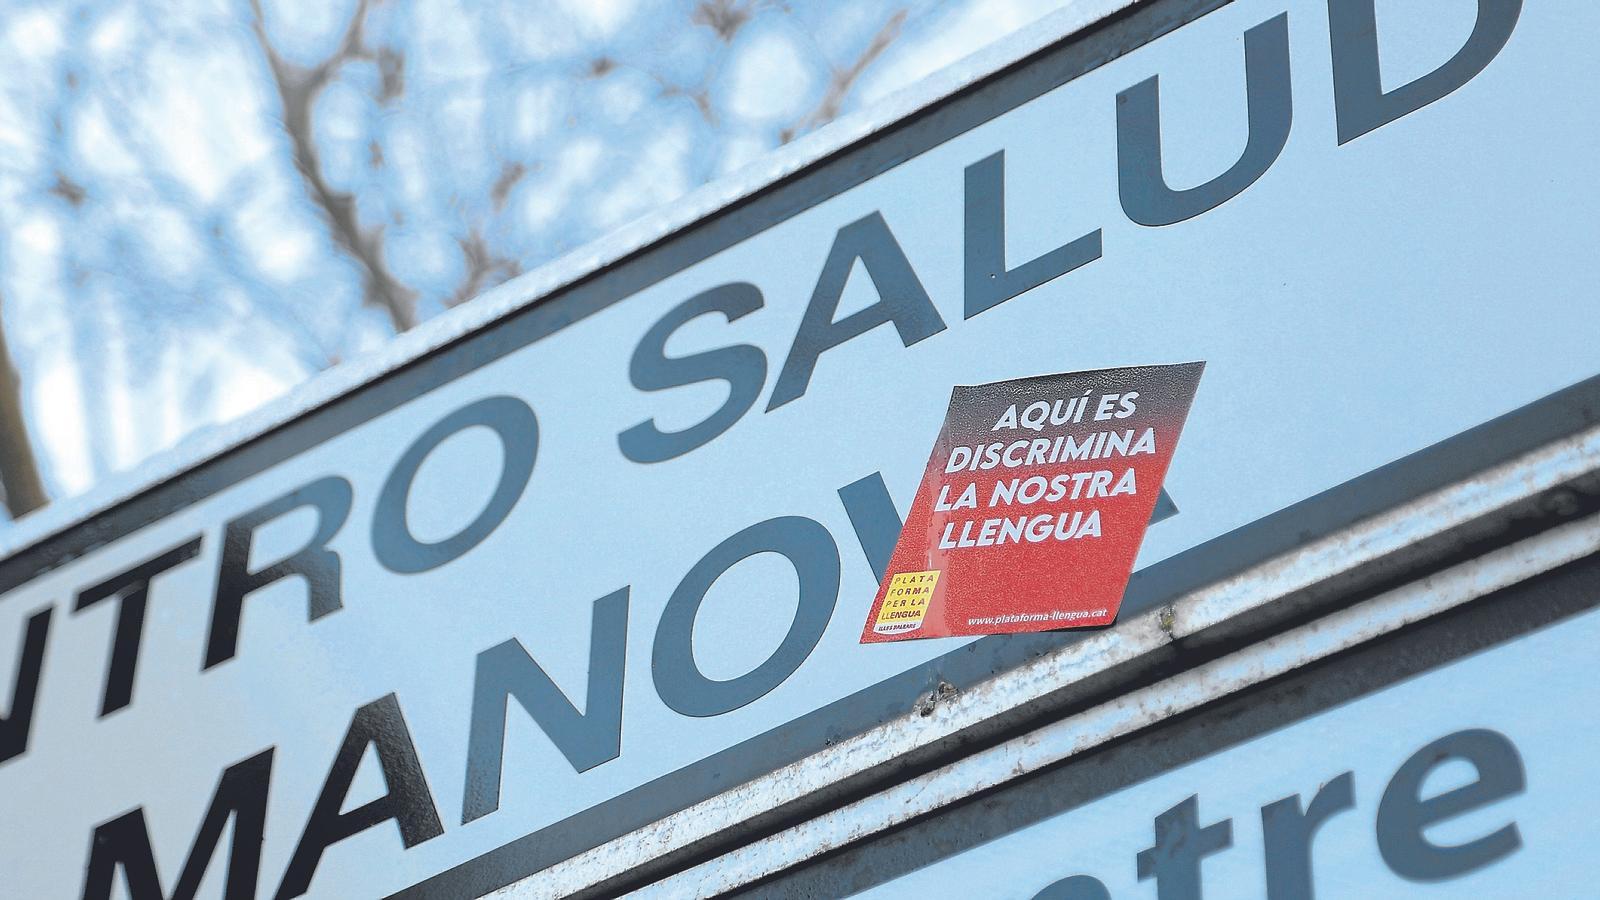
<box><xmin>0</xmin><ymin>296</ymin><xmax>48</xmax><ymax>519</ymax></box>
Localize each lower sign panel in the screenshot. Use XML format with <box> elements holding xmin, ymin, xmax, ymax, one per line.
<box><xmin>756</xmin><ymin>554</ymin><xmax>1600</xmax><ymax>900</ymax></box>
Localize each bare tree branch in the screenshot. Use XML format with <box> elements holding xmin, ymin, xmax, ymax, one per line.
<box><xmin>781</xmin><ymin>8</ymin><xmax>907</xmax><ymax>143</ymax></box>
<box><xmin>249</xmin><ymin>0</ymin><xmax>419</xmax><ymax>332</ymax></box>
<box><xmin>691</xmin><ymin>0</ymin><xmax>756</xmax><ymax>42</ymax></box>
<box><xmin>0</xmin><ymin>293</ymin><xmax>48</xmax><ymax>519</ymax></box>
<box><xmin>654</xmin><ymin>75</ymin><xmax>718</xmax><ymax>126</ymax></box>
<box><xmin>447</xmin><ymin>228</ymin><xmax>521</xmax><ymax>308</ymax></box>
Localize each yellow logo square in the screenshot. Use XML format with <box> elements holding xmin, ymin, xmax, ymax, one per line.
<box><xmin>874</xmin><ymin>570</ymin><xmax>940</xmax><ymax>635</ymax></box>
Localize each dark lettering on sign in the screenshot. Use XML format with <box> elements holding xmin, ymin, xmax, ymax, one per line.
<box><xmin>619</xmin><ymin>283</ymin><xmax>769</xmax><ymax>463</ymax></box>
<box><xmin>767</xmin><ymin>212</ymin><xmax>946</xmax><ymax>411</ymax></box>
<box><xmin>372</xmin><ymin>396</ymin><xmax>538</xmax><ymax>574</ymax></box>
<box><xmin>74</xmin><ymin>537</ymin><xmax>204</xmax><ymax>717</ymax></box>
<box><xmin>461</xmin><ymin>588</ymin><xmax>630</xmax><ymax>825</ymax></box>
<box><xmin>0</xmin><ymin>606</ymin><xmax>51</xmax><ymax>764</ymax></box>
<box><xmin>963</xmin><ymin>150</ymin><xmax>1102</xmax><ymax>319</ymax></box>
<box><xmin>1329</xmin><ymin>0</ymin><xmax>1522</xmax><ymax>145</ymax></box>
<box><xmin>81</xmin><ymin>749</ymin><xmax>273</xmax><ymax>900</ymax></box>
<box><xmin>276</xmin><ymin>694</ymin><xmax>444</xmax><ymax>899</ymax></box>
<box><xmin>1035</xmin><ymin>729</ymin><xmax>1528</xmax><ymax>897</ymax></box>
<box><xmin>1376</xmin><ymin>728</ymin><xmax>1525</xmax><ymax>881</ymax></box>
<box><xmin>1117</xmin><ymin>13</ymin><xmax>1292</xmax><ymax>226</ymax></box>
<box><xmin>32</xmin><ymin>472</ymin><xmax>890</xmax><ymax>893</ymax></box>
<box><xmin>206</xmin><ymin>476</ymin><xmax>353</xmax><ymax>670</ymax></box>
<box><xmin>654</xmin><ymin>517</ymin><xmax>841</xmax><ymax>717</ymax></box>
<box><xmin>836</xmin><ymin>471</ymin><xmax>905</xmax><ymax>582</ymax></box>
<box><xmin>1136</xmin><ymin>794</ymin><xmax>1234</xmax><ymax>900</ymax></box>
<box><xmin>1261</xmin><ymin>770</ymin><xmax>1356</xmax><ymax>898</ymax></box>
<box><xmin>619</xmin><ymin>2</ymin><xmax>1522</xmax><ymax>456</ymax></box>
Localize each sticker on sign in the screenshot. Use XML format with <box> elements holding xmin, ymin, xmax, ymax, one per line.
<box><xmin>0</xmin><ymin>0</ymin><xmax>1595</xmax><ymax>897</ymax></box>
<box><xmin>862</xmin><ymin>362</ymin><xmax>1202</xmax><ymax>641</ymax></box>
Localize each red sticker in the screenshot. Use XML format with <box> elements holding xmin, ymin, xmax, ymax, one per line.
<box><xmin>861</xmin><ymin>362</ymin><xmax>1203</xmax><ymax>642</ymax></box>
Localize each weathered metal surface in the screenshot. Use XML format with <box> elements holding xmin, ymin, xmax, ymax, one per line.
<box><xmin>490</xmin><ymin>425</ymin><xmax>1600</xmax><ymax>897</ymax></box>
<box><xmin>641</xmin><ymin>511</ymin><xmax>1598</xmax><ymax>895</ymax></box>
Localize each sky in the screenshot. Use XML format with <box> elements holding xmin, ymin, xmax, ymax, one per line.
<box><xmin>0</xmin><ymin>0</ymin><xmax>1074</xmax><ymax>529</ymax></box>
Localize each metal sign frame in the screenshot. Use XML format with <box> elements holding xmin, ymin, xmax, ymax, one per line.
<box><xmin>717</xmin><ymin>526</ymin><xmax>1600</xmax><ymax>899</ymax></box>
